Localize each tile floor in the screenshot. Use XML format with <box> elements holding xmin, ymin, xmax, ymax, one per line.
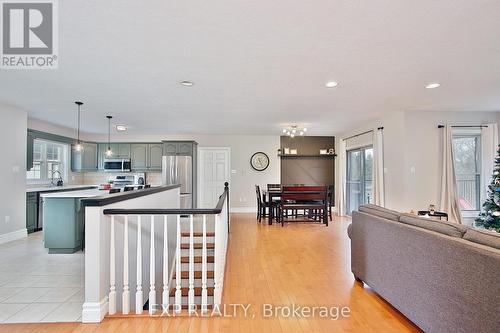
<box><xmin>0</xmin><ymin>232</ymin><xmax>84</xmax><ymax>323</ymax></box>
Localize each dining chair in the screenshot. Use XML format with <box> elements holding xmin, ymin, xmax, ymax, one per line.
<box><xmin>144</xmin><ymin>184</ymin><xmax>151</xmax><ymax>188</ymax></box>
<box><xmin>123</xmin><ymin>187</ymin><xmax>134</xmax><ymax>192</ymax></box>
<box><xmin>255</xmin><ymin>185</ymin><xmax>274</xmax><ymax>223</ymax></box>
<box><xmin>109</xmin><ymin>188</ymin><xmax>121</xmax><ymax>194</ymax></box>
<box><xmin>327</xmin><ymin>185</ymin><xmax>334</xmax><ymax>221</ymax></box>
<box><xmin>137</xmin><ymin>185</ymin><xmax>144</xmax><ymax>190</ymax></box>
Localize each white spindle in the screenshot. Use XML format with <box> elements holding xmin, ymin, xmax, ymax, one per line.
<box><xmin>214</xmin><ymin>213</ymin><xmax>220</xmax><ymax>306</ymax></box>
<box><xmin>175</xmin><ymin>215</ymin><xmax>181</xmax><ymax>313</ymax></box>
<box><xmin>108</xmin><ymin>215</ymin><xmax>116</xmax><ymax>315</ymax></box>
<box><xmin>149</xmin><ymin>215</ymin><xmax>156</xmax><ymax>315</ymax></box>
<box><xmin>122</xmin><ymin>215</ymin><xmax>130</xmax><ymax>314</ymax></box>
<box><xmin>201</xmin><ymin>214</ymin><xmax>208</xmax><ymax>313</ymax></box>
<box><xmin>135</xmin><ymin>216</ymin><xmax>143</xmax><ymax>314</ymax></box>
<box><xmin>162</xmin><ymin>215</ymin><xmax>169</xmax><ymax>309</ymax></box>
<box><xmin>188</xmin><ymin>214</ymin><xmax>195</xmax><ymax>313</ymax></box>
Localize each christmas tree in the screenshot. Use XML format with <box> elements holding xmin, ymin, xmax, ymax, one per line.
<box><xmin>475</xmin><ymin>145</ymin><xmax>500</xmax><ymax>232</ymax></box>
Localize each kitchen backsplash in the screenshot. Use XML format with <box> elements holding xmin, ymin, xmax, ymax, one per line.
<box><xmin>81</xmin><ymin>172</ymin><xmax>162</xmax><ymax>186</ymax></box>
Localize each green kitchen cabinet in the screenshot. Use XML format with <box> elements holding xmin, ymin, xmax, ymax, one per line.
<box><xmin>72</xmin><ymin>142</ymin><xmax>98</xmax><ymax>171</ymax></box>
<box><xmin>131</xmin><ymin>144</ymin><xmax>148</xmax><ymax>170</ymax></box>
<box><xmin>148</xmin><ymin>143</ymin><xmax>163</xmax><ymax>171</ymax></box>
<box><xmin>117</xmin><ymin>144</ymin><xmax>131</xmax><ymax>158</ymax></box>
<box><xmin>43</xmin><ymin>197</ymin><xmax>85</xmax><ymax>254</ymax></box>
<box><xmin>162</xmin><ymin>141</ymin><xmax>196</xmax><ymax>156</ymax></box>
<box><xmin>26</xmin><ymin>193</ymin><xmax>38</xmax><ymax>234</ymax></box>
<box><xmin>163</xmin><ymin>142</ymin><xmax>178</xmax><ymax>155</ymax></box>
<box><xmin>178</xmin><ymin>142</ymin><xmax>193</xmax><ymax>155</ymax></box>
<box><xmin>130</xmin><ymin>143</ymin><xmax>163</xmax><ymax>171</ymax></box>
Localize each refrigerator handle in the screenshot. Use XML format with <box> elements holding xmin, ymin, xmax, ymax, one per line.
<box><xmin>175</xmin><ymin>157</ymin><xmax>179</xmax><ymax>185</ymax></box>
<box><xmin>170</xmin><ymin>156</ymin><xmax>175</xmax><ymax>185</ymax></box>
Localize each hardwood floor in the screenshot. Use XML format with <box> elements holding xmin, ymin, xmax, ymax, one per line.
<box><xmin>0</xmin><ymin>213</ymin><xmax>422</xmax><ymax>332</ymax></box>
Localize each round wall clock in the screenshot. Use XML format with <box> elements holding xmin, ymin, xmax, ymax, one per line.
<box><xmin>250</xmin><ymin>152</ymin><xmax>270</xmax><ymax>171</ymax></box>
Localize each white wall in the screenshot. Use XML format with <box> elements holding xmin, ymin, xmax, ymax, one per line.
<box><xmin>336</xmin><ymin>110</ymin><xmax>500</xmax><ymax>214</ymax></box>
<box><xmin>0</xmin><ymin>105</ymin><xmax>27</xmax><ymax>241</ymax></box>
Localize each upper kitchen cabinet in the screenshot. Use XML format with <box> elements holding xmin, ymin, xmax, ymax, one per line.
<box><xmin>131</xmin><ymin>144</ymin><xmax>148</xmax><ymax>170</ymax></box>
<box><xmin>148</xmin><ymin>143</ymin><xmax>163</xmax><ymax>171</ymax></box>
<box><xmin>117</xmin><ymin>144</ymin><xmax>131</xmax><ymax>158</ymax></box>
<box><xmin>72</xmin><ymin>142</ymin><xmax>98</xmax><ymax>171</ymax></box>
<box><xmin>131</xmin><ymin>143</ymin><xmax>163</xmax><ymax>171</ymax></box>
<box><xmin>163</xmin><ymin>142</ymin><xmax>178</xmax><ymax>155</ymax></box>
<box><xmin>98</xmin><ymin>143</ymin><xmax>131</xmax><ymax>169</ymax></box>
<box><xmin>162</xmin><ymin>141</ymin><xmax>196</xmax><ymax>156</ymax></box>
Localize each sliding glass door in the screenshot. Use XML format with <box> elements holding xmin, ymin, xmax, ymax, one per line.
<box><xmin>346</xmin><ymin>147</ymin><xmax>373</xmax><ymax>215</ymax></box>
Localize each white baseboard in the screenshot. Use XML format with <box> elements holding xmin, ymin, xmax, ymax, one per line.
<box><xmin>82</xmin><ymin>297</ymin><xmax>108</xmax><ymax>323</ymax></box>
<box><xmin>0</xmin><ymin>228</ymin><xmax>27</xmax><ymax>245</ymax></box>
<box><xmin>230</xmin><ymin>207</ymin><xmax>257</xmax><ymax>213</ymax></box>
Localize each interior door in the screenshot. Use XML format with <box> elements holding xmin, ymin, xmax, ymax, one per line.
<box><xmin>198</xmin><ymin>148</ymin><xmax>230</xmax><ymax>208</ymax></box>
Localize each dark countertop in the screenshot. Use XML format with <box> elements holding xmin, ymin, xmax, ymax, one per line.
<box><xmin>81</xmin><ymin>184</ymin><xmax>181</xmax><ymax>207</ymax></box>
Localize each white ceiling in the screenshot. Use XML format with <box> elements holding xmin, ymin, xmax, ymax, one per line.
<box><xmin>1</xmin><ymin>0</ymin><xmax>500</xmax><ymax>135</ymax></box>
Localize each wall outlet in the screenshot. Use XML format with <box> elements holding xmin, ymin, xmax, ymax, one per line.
<box><xmin>410</xmin><ymin>166</ymin><xmax>416</xmax><ymax>175</ymax></box>
<box><xmin>5</xmin><ymin>216</ymin><xmax>10</xmax><ymax>223</ymax></box>
<box><xmin>231</xmin><ymin>170</ymin><xmax>237</xmax><ymax>174</ymax></box>
<box><xmin>12</xmin><ymin>166</ymin><xmax>20</xmax><ymax>173</ymax></box>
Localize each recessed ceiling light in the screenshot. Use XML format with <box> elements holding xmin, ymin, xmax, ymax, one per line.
<box><xmin>180</xmin><ymin>81</ymin><xmax>194</xmax><ymax>86</ymax></box>
<box><xmin>425</xmin><ymin>82</ymin><xmax>441</xmax><ymax>89</ymax></box>
<box><xmin>115</xmin><ymin>125</ymin><xmax>127</xmax><ymax>131</ymax></box>
<box><xmin>325</xmin><ymin>81</ymin><xmax>338</xmax><ymax>88</ymax></box>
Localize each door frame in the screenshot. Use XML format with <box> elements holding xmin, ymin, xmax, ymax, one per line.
<box><xmin>346</xmin><ymin>145</ymin><xmax>373</xmax><ymax>215</ymax></box>
<box><xmin>197</xmin><ymin>147</ymin><xmax>231</xmax><ymax>208</ymax></box>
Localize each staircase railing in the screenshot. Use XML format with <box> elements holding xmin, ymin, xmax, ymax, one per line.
<box><xmin>102</xmin><ymin>182</ymin><xmax>229</xmax><ymax>316</ymax></box>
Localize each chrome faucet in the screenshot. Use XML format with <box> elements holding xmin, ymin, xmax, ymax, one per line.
<box><xmin>51</xmin><ymin>170</ymin><xmax>63</xmax><ymax>187</ymax></box>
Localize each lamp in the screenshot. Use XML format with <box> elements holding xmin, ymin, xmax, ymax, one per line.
<box><xmin>74</xmin><ymin>102</ymin><xmax>83</xmax><ymax>151</ymax></box>
<box><xmin>106</xmin><ymin>115</ymin><xmax>113</xmax><ymax>157</ymax></box>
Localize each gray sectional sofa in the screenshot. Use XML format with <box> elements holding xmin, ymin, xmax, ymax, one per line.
<box><xmin>349</xmin><ymin>204</ymin><xmax>500</xmax><ymax>333</ymax></box>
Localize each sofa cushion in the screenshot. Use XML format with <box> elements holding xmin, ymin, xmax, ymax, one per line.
<box><xmin>399</xmin><ymin>213</ymin><xmax>468</xmax><ymax>238</ymax></box>
<box><xmin>362</xmin><ymin>204</ymin><xmax>400</xmax><ymax>214</ymax></box>
<box><xmin>358</xmin><ymin>205</ymin><xmax>399</xmax><ymax>221</ymax></box>
<box><xmin>463</xmin><ymin>228</ymin><xmax>500</xmax><ymax>250</ymax></box>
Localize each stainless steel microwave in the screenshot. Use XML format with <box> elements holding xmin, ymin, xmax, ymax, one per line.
<box><xmin>103</xmin><ymin>158</ymin><xmax>132</xmax><ymax>172</ymax></box>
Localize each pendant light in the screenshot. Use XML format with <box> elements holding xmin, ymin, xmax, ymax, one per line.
<box><xmin>74</xmin><ymin>101</ymin><xmax>83</xmax><ymax>151</ymax></box>
<box><xmin>106</xmin><ymin>115</ymin><xmax>113</xmax><ymax>157</ymax></box>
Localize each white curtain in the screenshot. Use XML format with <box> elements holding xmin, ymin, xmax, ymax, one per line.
<box><xmin>373</xmin><ymin>128</ymin><xmax>385</xmax><ymax>207</ymax></box>
<box><xmin>337</xmin><ymin>140</ymin><xmax>347</xmax><ymax>216</ymax></box>
<box><xmin>439</xmin><ymin>125</ymin><xmax>462</xmax><ymax>224</ymax></box>
<box><xmin>481</xmin><ymin>123</ymin><xmax>498</xmax><ymax>205</ymax></box>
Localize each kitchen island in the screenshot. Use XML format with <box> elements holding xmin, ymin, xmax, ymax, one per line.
<box><xmin>41</xmin><ymin>189</ymin><xmax>106</xmax><ymax>253</ymax></box>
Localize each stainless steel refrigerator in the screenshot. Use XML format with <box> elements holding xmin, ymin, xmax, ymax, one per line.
<box><xmin>162</xmin><ymin>155</ymin><xmax>193</xmax><ymax>208</ymax></box>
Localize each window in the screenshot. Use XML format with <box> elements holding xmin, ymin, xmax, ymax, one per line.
<box><xmin>27</xmin><ymin>139</ymin><xmax>69</xmax><ymax>183</ymax></box>
<box><xmin>346</xmin><ymin>146</ymin><xmax>374</xmax><ymax>215</ymax></box>
<box><xmin>453</xmin><ymin>134</ymin><xmax>481</xmax><ymax>211</ymax></box>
